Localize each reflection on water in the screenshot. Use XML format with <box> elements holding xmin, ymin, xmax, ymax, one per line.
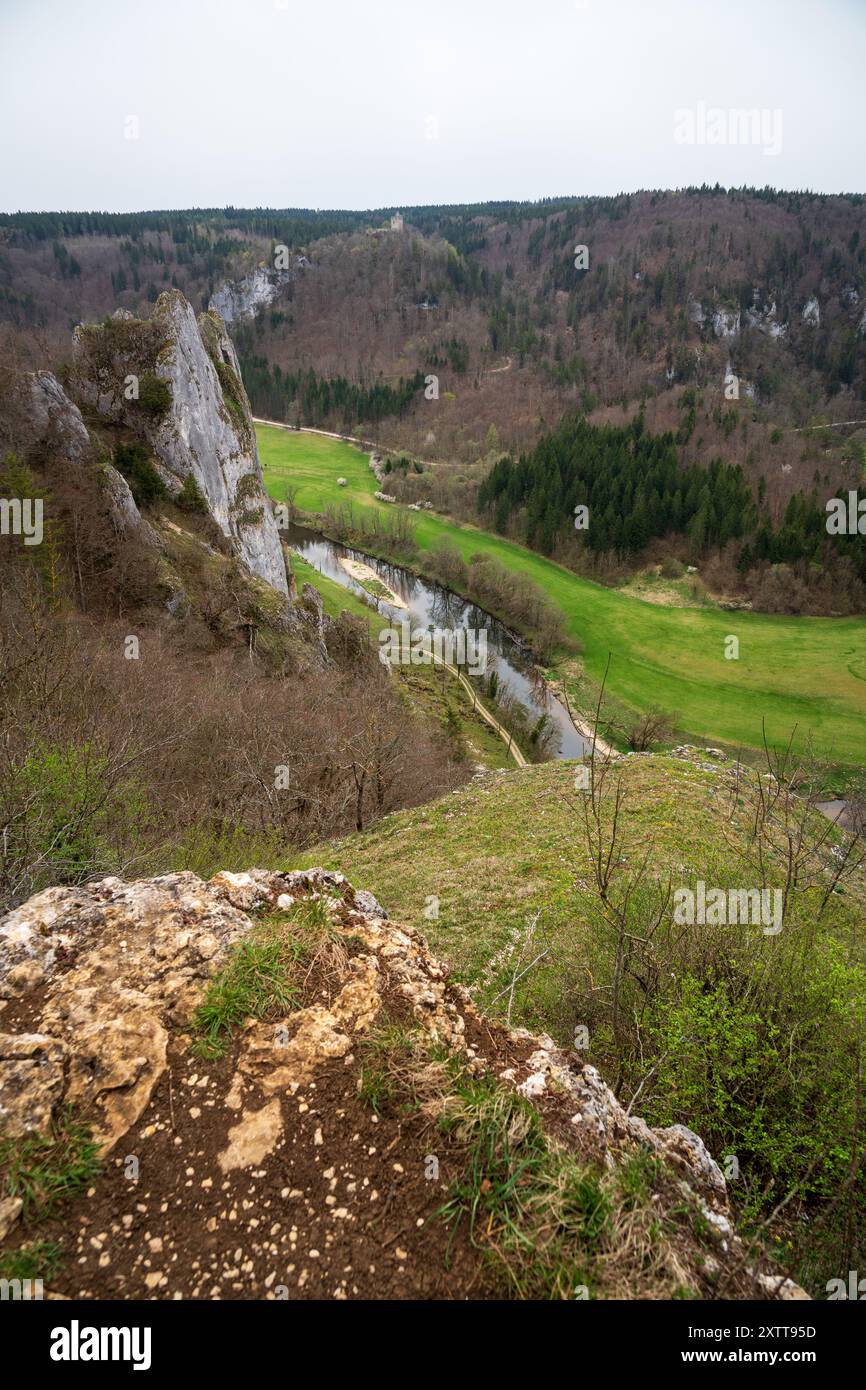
<box><xmin>816</xmin><ymin>799</ymin><xmax>855</xmax><ymax>830</ymax></box>
<box><xmin>286</xmin><ymin>522</ymin><xmax>588</xmax><ymax>759</ymax></box>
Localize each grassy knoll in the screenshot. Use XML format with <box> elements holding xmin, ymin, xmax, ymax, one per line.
<box><xmin>291</xmin><ymin>754</ymin><xmax>864</xmax><ymax>1024</ymax></box>
<box><xmin>260</xmin><ymin>424</ymin><xmax>866</xmax><ymax>771</ymax></box>
<box><xmin>289</xmin><ymin>752</ymin><xmax>866</xmax><ymax>1293</ymax></box>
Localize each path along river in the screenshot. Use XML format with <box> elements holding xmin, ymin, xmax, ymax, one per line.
<box><xmin>285</xmin><ymin>522</ymin><xmax>589</xmax><ymax>759</ymax></box>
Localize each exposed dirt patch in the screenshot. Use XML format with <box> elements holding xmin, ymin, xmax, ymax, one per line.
<box><xmin>23</xmin><ymin>1026</ymin><xmax>489</xmax><ymax>1300</ymax></box>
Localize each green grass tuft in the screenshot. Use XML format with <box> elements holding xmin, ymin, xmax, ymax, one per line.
<box><xmin>0</xmin><ymin>1241</ymin><xmax>62</xmax><ymax>1283</ymax></box>
<box><xmin>191</xmin><ymin>936</ymin><xmax>303</xmax><ymax>1058</ymax></box>
<box><xmin>0</xmin><ymin>1110</ymin><xmax>100</xmax><ymax>1220</ymax></box>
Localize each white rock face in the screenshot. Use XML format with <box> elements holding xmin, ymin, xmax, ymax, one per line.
<box><xmin>209</xmin><ymin>266</ymin><xmax>293</xmax><ymax>324</ymax></box>
<box><xmin>802</xmin><ymin>295</ymin><xmax>821</xmax><ymax>327</ymax></box>
<box><xmin>27</xmin><ymin>370</ymin><xmax>92</xmax><ymax>466</ymax></box>
<box><xmin>746</xmin><ymin>293</ymin><xmax>788</xmax><ymax>339</ymax></box>
<box><xmin>712</xmin><ymin>307</ymin><xmax>740</xmax><ymax>339</ymax></box>
<box><xmin>150</xmin><ymin>292</ymin><xmax>288</xmax><ymax>596</ymax></box>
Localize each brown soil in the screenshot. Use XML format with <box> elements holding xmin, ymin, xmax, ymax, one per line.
<box><xmin>23</xmin><ymin>1005</ymin><xmax>493</xmax><ymax>1301</ymax></box>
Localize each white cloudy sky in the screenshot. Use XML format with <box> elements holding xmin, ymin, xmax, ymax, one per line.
<box><xmin>1</xmin><ymin>0</ymin><xmax>863</xmax><ymax>212</ymax></box>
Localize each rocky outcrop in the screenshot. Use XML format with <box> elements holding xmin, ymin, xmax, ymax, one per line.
<box><xmin>0</xmin><ymin>868</ymin><xmax>806</xmax><ymax>1299</ymax></box>
<box><xmin>802</xmin><ymin>295</ymin><xmax>821</xmax><ymax>327</ymax></box>
<box><xmin>0</xmin><ymin>872</ymin><xmax>254</xmax><ymax>1154</ymax></box>
<box><xmin>26</xmin><ymin>372</ymin><xmax>156</xmax><ymax>544</ymax></box>
<box><xmin>687</xmin><ymin>297</ymin><xmax>706</xmax><ymax>327</ymax></box>
<box><xmin>73</xmin><ymin>291</ymin><xmax>288</xmax><ymax>597</ymax></box>
<box><xmin>209</xmin><ymin>265</ymin><xmax>296</xmax><ymax>324</ymax></box>
<box><xmin>746</xmin><ymin>292</ymin><xmax>788</xmax><ymax>340</ymax></box>
<box><xmin>712</xmin><ymin>307</ymin><xmax>741</xmax><ymax>339</ymax></box>
<box><xmin>0</xmin><ymin>1033</ymin><xmax>67</xmax><ymax>1138</ymax></box>
<box><xmin>150</xmin><ymin>293</ymin><xmax>288</xmax><ymax>595</ymax></box>
<box><xmin>296</xmin><ymin>582</ymin><xmax>329</xmax><ymax>663</ymax></box>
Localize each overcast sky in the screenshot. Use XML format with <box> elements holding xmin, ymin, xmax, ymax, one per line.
<box><xmin>1</xmin><ymin>0</ymin><xmax>864</xmax><ymax>213</ymax></box>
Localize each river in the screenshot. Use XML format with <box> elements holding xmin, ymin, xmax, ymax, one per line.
<box><xmin>285</xmin><ymin>522</ymin><xmax>588</xmax><ymax>759</ymax></box>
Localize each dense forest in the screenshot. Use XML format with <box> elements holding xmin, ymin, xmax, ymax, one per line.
<box><xmin>478</xmin><ymin>413</ymin><xmax>866</xmax><ymax>585</ymax></box>
<box><xmin>479</xmin><ymin>415</ymin><xmax>754</xmax><ymax>555</ymax></box>
<box><xmin>235</xmin><ymin>336</ymin><xmax>426</xmax><ymax>428</ymax></box>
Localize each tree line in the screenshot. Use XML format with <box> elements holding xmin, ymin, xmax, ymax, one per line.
<box><xmin>741</xmin><ymin>488</ymin><xmax>866</xmax><ymax>580</ymax></box>
<box><xmin>236</xmin><ymin>343</ymin><xmax>425</xmax><ymax>429</ymax></box>
<box><xmin>478</xmin><ymin>414</ymin><xmax>755</xmax><ymax>557</ymax></box>
<box><xmin>477</xmin><ymin>412</ymin><xmax>866</xmax><ymax>582</ymax></box>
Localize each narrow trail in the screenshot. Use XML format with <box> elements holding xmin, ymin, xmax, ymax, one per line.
<box><xmin>440</xmin><ymin>660</ymin><xmax>528</xmax><ymax>768</ymax></box>
<box><xmin>485</xmin><ymin>355</ymin><xmax>513</xmax><ymax>375</ymax></box>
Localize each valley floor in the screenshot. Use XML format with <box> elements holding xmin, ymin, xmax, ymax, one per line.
<box><xmin>259</xmin><ymin>425</ymin><xmax>866</xmax><ymax>777</ymax></box>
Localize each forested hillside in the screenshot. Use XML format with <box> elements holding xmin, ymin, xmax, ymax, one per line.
<box><xmin>477</xmin><ymin>413</ymin><xmax>866</xmax><ymax>608</ymax></box>
<box><xmin>3</xmin><ymin>187</ymin><xmax>866</xmax><ymax>610</ymax></box>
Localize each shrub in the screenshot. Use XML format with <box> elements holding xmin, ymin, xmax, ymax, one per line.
<box><xmin>176</xmin><ymin>474</ymin><xmax>208</xmax><ymax>514</ymax></box>
<box><xmin>114</xmin><ymin>442</ymin><xmax>166</xmax><ymax>506</ymax></box>
<box><xmin>643</xmin><ymin>946</ymin><xmax>866</xmax><ymax>1274</ymax></box>
<box><xmin>134</xmin><ymin>372</ymin><xmax>171</xmax><ymax>419</ymax></box>
<box><xmin>2</xmin><ymin>741</ymin><xmax>149</xmax><ymax>897</ymax></box>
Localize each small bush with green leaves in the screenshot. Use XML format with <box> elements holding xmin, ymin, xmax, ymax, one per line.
<box><xmin>643</xmin><ymin>947</ymin><xmax>866</xmax><ymax>1233</ymax></box>
<box><xmin>3</xmin><ymin>741</ymin><xmax>149</xmax><ymax>895</ymax></box>
<box><xmin>0</xmin><ymin>1242</ymin><xmax>62</xmax><ymax>1284</ymax></box>
<box><xmin>176</xmin><ymin>474</ymin><xmax>208</xmax><ymax>514</ymax></box>
<box><xmin>113</xmin><ymin>441</ymin><xmax>166</xmax><ymax>506</ymax></box>
<box><xmin>134</xmin><ymin>372</ymin><xmax>172</xmax><ymax>419</ymax></box>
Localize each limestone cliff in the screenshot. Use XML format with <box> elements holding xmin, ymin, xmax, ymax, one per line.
<box><xmin>73</xmin><ymin>290</ymin><xmax>288</xmax><ymax>597</ymax></box>
<box><xmin>209</xmin><ymin>264</ymin><xmax>298</xmax><ymax>324</ymax></box>
<box><xmin>25</xmin><ymin>370</ymin><xmax>156</xmax><ymax>545</ymax></box>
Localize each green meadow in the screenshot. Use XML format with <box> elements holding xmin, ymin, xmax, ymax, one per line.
<box><xmin>259</xmin><ymin>424</ymin><xmax>866</xmax><ymax>770</ymax></box>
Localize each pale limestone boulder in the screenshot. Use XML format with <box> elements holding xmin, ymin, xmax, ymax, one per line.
<box><xmin>0</xmin><ymin>1033</ymin><xmax>66</xmax><ymax>1137</ymax></box>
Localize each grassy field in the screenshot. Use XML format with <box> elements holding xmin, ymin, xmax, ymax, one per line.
<box><xmin>260</xmin><ymin>425</ymin><xmax>866</xmax><ymax>770</ymax></box>
<box><xmin>288</xmin><ymin>754</ymin><xmax>862</xmax><ymax>1030</ymax></box>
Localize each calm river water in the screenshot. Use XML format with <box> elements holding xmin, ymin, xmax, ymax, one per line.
<box><xmin>286</xmin><ymin>522</ymin><xmax>588</xmax><ymax>759</ymax></box>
